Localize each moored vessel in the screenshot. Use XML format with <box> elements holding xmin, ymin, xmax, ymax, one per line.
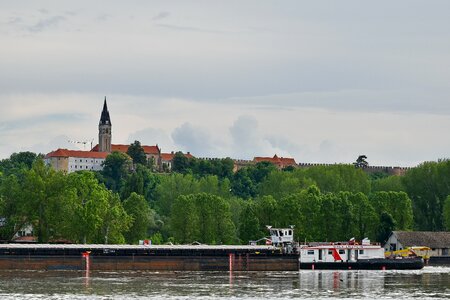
<box><xmin>298</xmin><ymin>238</ymin><xmax>424</xmax><ymax>270</ymax></box>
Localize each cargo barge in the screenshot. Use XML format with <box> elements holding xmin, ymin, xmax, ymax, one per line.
<box><xmin>0</xmin><ymin>244</ymin><xmax>299</xmax><ymax>271</ymax></box>
<box><xmin>0</xmin><ymin>228</ymin><xmax>424</xmax><ymax>271</ymax></box>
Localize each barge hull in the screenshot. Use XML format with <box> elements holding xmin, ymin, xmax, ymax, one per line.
<box><xmin>299</xmin><ymin>258</ymin><xmax>424</xmax><ymax>270</ymax></box>
<box><xmin>0</xmin><ymin>244</ymin><xmax>299</xmax><ymax>271</ymax></box>
<box><xmin>0</xmin><ymin>255</ymin><xmax>299</xmax><ymax>271</ymax></box>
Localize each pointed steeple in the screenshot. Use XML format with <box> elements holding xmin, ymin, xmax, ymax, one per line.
<box><xmin>99</xmin><ymin>97</ymin><xmax>112</xmax><ymax>125</ymax></box>
<box><xmin>98</xmin><ymin>97</ymin><xmax>112</xmax><ymax>153</ymax></box>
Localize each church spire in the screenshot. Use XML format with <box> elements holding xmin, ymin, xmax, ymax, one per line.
<box><xmin>99</xmin><ymin>96</ymin><xmax>112</xmax><ymax>125</ymax></box>
<box><xmin>98</xmin><ymin>97</ymin><xmax>112</xmax><ymax>152</ymax></box>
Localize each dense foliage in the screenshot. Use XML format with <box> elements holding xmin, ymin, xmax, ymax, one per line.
<box><xmin>0</xmin><ymin>147</ymin><xmax>449</xmax><ymax>246</ymax></box>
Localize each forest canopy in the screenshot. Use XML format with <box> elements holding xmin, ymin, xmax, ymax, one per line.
<box><xmin>1</xmin><ymin>149</ymin><xmax>449</xmax><ymax>245</ymax></box>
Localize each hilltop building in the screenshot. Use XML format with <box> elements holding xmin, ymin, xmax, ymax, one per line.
<box><xmin>232</xmin><ymin>154</ymin><xmax>298</xmax><ymax>172</ymax></box>
<box><xmin>45</xmin><ymin>98</ymin><xmax>192</xmax><ymax>173</ymax></box>
<box><xmin>254</xmin><ymin>154</ymin><xmax>297</xmax><ymax>169</ymax></box>
<box><xmin>44</xmin><ymin>149</ymin><xmax>108</xmax><ymax>173</ymax></box>
<box><xmin>161</xmin><ymin>151</ymin><xmax>194</xmax><ymax>171</ymax></box>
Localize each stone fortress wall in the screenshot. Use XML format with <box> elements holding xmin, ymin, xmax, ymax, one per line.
<box><xmin>197</xmin><ymin>157</ymin><xmax>411</xmax><ymax>176</ymax></box>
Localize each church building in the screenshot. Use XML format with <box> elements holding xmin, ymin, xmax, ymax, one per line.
<box><xmin>45</xmin><ymin>98</ymin><xmax>183</xmax><ymax>173</ymax></box>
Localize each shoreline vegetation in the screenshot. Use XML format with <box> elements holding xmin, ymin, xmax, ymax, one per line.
<box><xmin>0</xmin><ymin>148</ymin><xmax>449</xmax><ymax>245</ymax></box>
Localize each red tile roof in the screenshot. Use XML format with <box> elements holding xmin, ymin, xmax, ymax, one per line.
<box><xmin>91</xmin><ymin>144</ymin><xmax>161</xmax><ymax>155</ymax></box>
<box><xmin>142</xmin><ymin>145</ymin><xmax>161</xmax><ymax>155</ymax></box>
<box><xmin>46</xmin><ymin>149</ymin><xmax>108</xmax><ymax>159</ymax></box>
<box><xmin>254</xmin><ymin>154</ymin><xmax>297</xmax><ymax>167</ymax></box>
<box><xmin>161</xmin><ymin>152</ymin><xmax>194</xmax><ymax>162</ymax></box>
<box><xmin>161</xmin><ymin>153</ymin><xmax>175</xmax><ymax>161</ymax></box>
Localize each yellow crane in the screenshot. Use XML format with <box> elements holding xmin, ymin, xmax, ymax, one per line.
<box><xmin>385</xmin><ymin>246</ymin><xmax>431</xmax><ymax>260</ymax></box>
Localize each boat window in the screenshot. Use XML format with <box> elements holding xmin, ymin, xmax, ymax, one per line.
<box><xmin>328</xmin><ymin>250</ymin><xmax>333</xmax><ymax>255</ymax></box>
<box><xmin>289</xmin><ymin>230</ymin><xmax>292</xmax><ymax>235</ymax></box>
<box><xmin>359</xmin><ymin>250</ymin><xmax>364</xmax><ymax>254</ymax></box>
<box><xmin>307</xmin><ymin>250</ymin><xmax>315</xmax><ymax>255</ymax></box>
<box><xmin>279</xmin><ymin>231</ymin><xmax>283</xmax><ymax>236</ymax></box>
<box><xmin>339</xmin><ymin>250</ymin><xmax>345</xmax><ymax>254</ymax></box>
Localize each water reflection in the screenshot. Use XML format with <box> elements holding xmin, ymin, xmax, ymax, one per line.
<box><xmin>298</xmin><ymin>270</ymin><xmax>386</xmax><ymax>298</ymax></box>
<box><xmin>0</xmin><ymin>267</ymin><xmax>448</xmax><ymax>299</ymax></box>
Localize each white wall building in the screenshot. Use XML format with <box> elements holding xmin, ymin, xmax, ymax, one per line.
<box><xmin>45</xmin><ymin>149</ymin><xmax>108</xmax><ymax>173</ymax></box>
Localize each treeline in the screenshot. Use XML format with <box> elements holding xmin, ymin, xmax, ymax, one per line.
<box><xmin>0</xmin><ymin>148</ymin><xmax>449</xmax><ymax>245</ymax></box>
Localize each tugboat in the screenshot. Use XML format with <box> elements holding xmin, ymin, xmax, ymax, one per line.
<box><xmin>298</xmin><ymin>238</ymin><xmax>424</xmax><ymax>270</ymax></box>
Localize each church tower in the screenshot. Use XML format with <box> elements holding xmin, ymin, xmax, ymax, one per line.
<box><xmin>99</xmin><ymin>97</ymin><xmax>112</xmax><ymax>152</ymax></box>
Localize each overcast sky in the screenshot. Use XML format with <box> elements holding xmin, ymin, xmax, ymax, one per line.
<box><xmin>1</xmin><ymin>1</ymin><xmax>449</xmax><ymax>166</ymax></box>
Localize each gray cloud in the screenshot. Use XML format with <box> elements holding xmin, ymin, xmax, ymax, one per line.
<box><xmin>0</xmin><ymin>1</ymin><xmax>449</xmax><ymax>165</ymax></box>
<box><xmin>265</xmin><ymin>135</ymin><xmax>303</xmax><ymax>158</ymax></box>
<box><xmin>29</xmin><ymin>135</ymin><xmax>71</xmax><ymax>154</ymax></box>
<box><xmin>37</xmin><ymin>8</ymin><xmax>49</xmax><ymax>15</ymax></box>
<box><xmin>171</xmin><ymin>123</ymin><xmax>215</xmax><ymax>157</ymax></box>
<box><xmin>0</xmin><ymin>113</ymin><xmax>89</xmax><ymax>131</ymax></box>
<box><xmin>155</xmin><ymin>23</ymin><xmax>227</xmax><ymax>34</ymax></box>
<box><xmin>27</xmin><ymin>15</ymin><xmax>66</xmax><ymax>32</ymax></box>
<box><xmin>96</xmin><ymin>14</ymin><xmax>110</xmax><ymax>22</ymax></box>
<box><xmin>152</xmin><ymin>11</ymin><xmax>170</xmax><ymax>21</ymax></box>
<box><xmin>229</xmin><ymin>116</ymin><xmax>260</xmax><ymax>157</ymax></box>
<box><xmin>7</xmin><ymin>17</ymin><xmax>23</xmax><ymax>25</ymax></box>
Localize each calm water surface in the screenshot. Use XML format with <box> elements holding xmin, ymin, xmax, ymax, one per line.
<box><xmin>0</xmin><ymin>267</ymin><xmax>448</xmax><ymax>299</ymax></box>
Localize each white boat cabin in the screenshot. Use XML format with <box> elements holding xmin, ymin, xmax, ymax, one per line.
<box><xmin>268</xmin><ymin>227</ymin><xmax>294</xmax><ymax>246</ymax></box>
<box><xmin>300</xmin><ymin>239</ymin><xmax>384</xmax><ymax>263</ymax></box>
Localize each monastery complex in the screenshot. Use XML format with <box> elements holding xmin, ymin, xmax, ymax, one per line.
<box><xmin>45</xmin><ymin>99</ymin><xmax>408</xmax><ymax>176</ymax></box>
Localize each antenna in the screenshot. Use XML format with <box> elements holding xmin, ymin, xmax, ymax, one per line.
<box><xmin>68</xmin><ymin>139</ymin><xmax>94</xmax><ymax>150</ymax></box>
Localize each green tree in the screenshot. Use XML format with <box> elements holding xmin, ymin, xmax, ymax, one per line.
<box><xmin>154</xmin><ymin>173</ymin><xmax>200</xmax><ymax>216</ymax></box>
<box><xmin>189</xmin><ymin>158</ymin><xmax>234</xmax><ymax>179</ymax></box>
<box><xmin>320</xmin><ymin>193</ymin><xmax>341</xmax><ymax>241</ymax></box>
<box><xmin>101</xmin><ymin>151</ymin><xmax>132</xmax><ymax>192</ymax></box>
<box><xmin>303</xmin><ymin>165</ymin><xmax>371</xmax><ymax>194</ymax></box>
<box><xmin>121</xmin><ymin>164</ymin><xmax>160</xmax><ymax>202</ymax></box>
<box><xmin>172</xmin><ymin>152</ymin><xmax>190</xmax><ymax>174</ymax></box>
<box><xmin>127</xmin><ymin>140</ymin><xmax>147</xmax><ymax>166</ymax></box>
<box><xmin>67</xmin><ymin>171</ymin><xmax>111</xmax><ymax>243</ymax></box>
<box><xmin>443</xmin><ymin>195</ymin><xmax>450</xmax><ymax>231</ymax></box>
<box><xmin>121</xmin><ymin>169</ymin><xmax>144</xmax><ymax>199</ymax></box>
<box><xmin>377</xmin><ymin>211</ymin><xmax>396</xmax><ymax>243</ymax></box>
<box><xmin>370</xmin><ymin>191</ymin><xmax>413</xmax><ymax>230</ymax></box>
<box><xmin>402</xmin><ymin>160</ymin><xmax>450</xmax><ymax>230</ymax></box>
<box><xmin>371</xmin><ymin>175</ymin><xmax>405</xmax><ymax>192</ymax></box>
<box><xmin>123</xmin><ymin>192</ymin><xmax>154</xmax><ymax>244</ymax></box>
<box><xmin>0</xmin><ymin>173</ymin><xmax>30</xmax><ymax>240</ymax></box>
<box><xmin>343</xmin><ymin>192</ymin><xmax>378</xmax><ymax>240</ymax></box>
<box><xmin>254</xmin><ymin>195</ymin><xmax>278</xmax><ymax>231</ymax></box>
<box><xmin>231</xmin><ymin>168</ymin><xmax>256</xmax><ymax>199</ymax></box>
<box><xmin>170</xmin><ymin>193</ymin><xmax>235</xmax><ymax>244</ymax></box>
<box><xmin>198</xmin><ymin>175</ymin><xmax>231</xmax><ymax>199</ymax></box>
<box><xmin>22</xmin><ymin>160</ymin><xmax>67</xmax><ymax>242</ymax></box>
<box><xmin>249</xmin><ymin>161</ymin><xmax>277</xmax><ymax>184</ymax></box>
<box><xmin>259</xmin><ymin>170</ymin><xmax>315</xmax><ymax>200</ymax></box>
<box><xmin>170</xmin><ymin>195</ymin><xmax>199</xmax><ymax>243</ymax></box>
<box><xmin>194</xmin><ymin>193</ymin><xmax>235</xmax><ymax>244</ymax></box>
<box><xmin>99</xmin><ymin>192</ymin><xmax>131</xmax><ymax>244</ymax></box>
<box><xmin>239</xmin><ymin>201</ymin><xmax>261</xmax><ymax>244</ymax></box>
<box><xmin>0</xmin><ymin>151</ymin><xmax>39</xmax><ymax>175</ymax></box>
<box><xmin>332</xmin><ymin>194</ymin><xmax>354</xmax><ymax>241</ymax></box>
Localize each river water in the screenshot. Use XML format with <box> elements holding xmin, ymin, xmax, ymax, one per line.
<box><xmin>0</xmin><ymin>267</ymin><xmax>448</xmax><ymax>299</ymax></box>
